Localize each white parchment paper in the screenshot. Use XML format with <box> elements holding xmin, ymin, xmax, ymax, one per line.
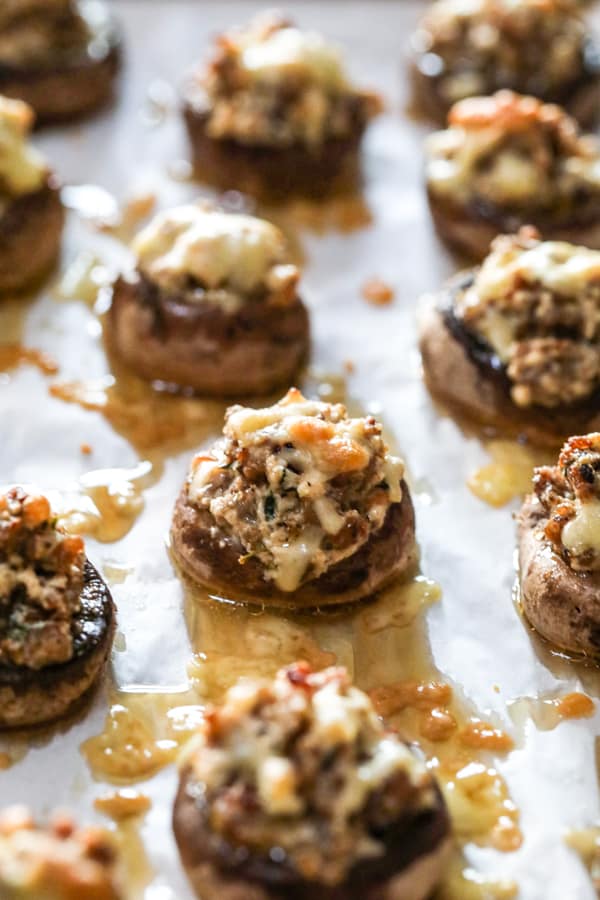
<box><xmin>1</xmin><ymin>2</ymin><xmax>599</xmax><ymax>898</ymax></box>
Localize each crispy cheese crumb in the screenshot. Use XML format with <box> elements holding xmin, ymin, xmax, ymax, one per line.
<box><xmin>362</xmin><ymin>277</ymin><xmax>395</xmax><ymax>306</ymax></box>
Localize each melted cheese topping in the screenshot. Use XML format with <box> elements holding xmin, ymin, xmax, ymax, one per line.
<box><xmin>190</xmin><ymin>667</ymin><xmax>429</xmax><ymax>824</ymax></box>
<box><xmin>426</xmin><ymin>93</ymin><xmax>600</xmax><ymax>203</ymax></box>
<box><xmin>222</xmin><ymin>391</ymin><xmax>404</xmax><ymax>591</ymax></box>
<box><xmin>225</xmin><ymin>389</ymin><xmax>404</xmax><ymax>496</ymax></box>
<box><xmin>458</xmin><ymin>235</ymin><xmax>600</xmax><ymax>360</ymax></box>
<box><xmin>238</xmin><ymin>25</ymin><xmax>348</xmax><ymax>90</ymax></box>
<box><xmin>426</xmin><ymin>122</ymin><xmax>552</xmax><ymax>201</ymax></box>
<box><xmin>562</xmin><ymin>500</ymin><xmax>600</xmax><ymax>558</ymax></box>
<box><xmin>0</xmin><ymin>96</ymin><xmax>46</xmax><ymax>196</ymax></box>
<box><xmin>0</xmin><ymin>809</ymin><xmax>120</xmax><ymax>900</ymax></box>
<box><xmin>132</xmin><ymin>205</ymin><xmax>298</xmax><ymax>298</ymax></box>
<box><xmin>473</xmin><ymin>238</ymin><xmax>600</xmax><ymax>304</ymax></box>
<box><xmin>189</xmin><ymin>390</ymin><xmax>405</xmax><ymax>593</ymax></box>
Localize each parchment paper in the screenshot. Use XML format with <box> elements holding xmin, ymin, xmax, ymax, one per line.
<box><xmin>1</xmin><ymin>3</ymin><xmax>599</xmax><ymax>898</ymax></box>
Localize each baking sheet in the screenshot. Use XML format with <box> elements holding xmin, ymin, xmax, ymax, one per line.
<box><xmin>1</xmin><ymin>2</ymin><xmax>600</xmax><ymax>898</ymax></box>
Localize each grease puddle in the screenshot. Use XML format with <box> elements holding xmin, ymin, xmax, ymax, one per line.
<box><xmin>468</xmin><ymin>440</ymin><xmax>553</xmax><ymax>508</ymax></box>
<box><xmin>114</xmin><ymin>817</ymin><xmax>155</xmax><ymax>900</ymax></box>
<box><xmin>50</xmin><ymin>461</ymin><xmax>154</xmax><ymax>543</ymax></box>
<box><xmin>259</xmin><ymin>191</ymin><xmax>373</xmax><ymax>237</ymax></box>
<box><xmin>509</xmin><ymin>691</ymin><xmax>595</xmax><ymax>733</ymax></box>
<box><xmin>0</xmin><ymin>344</ymin><xmax>58</xmax><ymax>376</ymax></box>
<box><xmin>50</xmin><ymin>367</ymin><xmax>225</xmax><ymax>458</ymax></box>
<box><xmin>81</xmin><ymin>687</ymin><xmax>204</xmax><ymax>784</ymax></box>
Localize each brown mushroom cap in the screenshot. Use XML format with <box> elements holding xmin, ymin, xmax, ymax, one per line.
<box><xmin>108</xmin><ymin>274</ymin><xmax>310</xmax><ymax>398</ymax></box>
<box><xmin>170</xmin><ymin>481</ymin><xmax>417</xmax><ymax>610</ymax></box>
<box><xmin>183</xmin><ymin>101</ymin><xmax>365</xmax><ymax>202</ymax></box>
<box><xmin>418</xmin><ymin>289</ymin><xmax>600</xmax><ymax>447</ymax></box>
<box><xmin>0</xmin><ymin>6</ymin><xmax>121</xmax><ymax>124</ymax></box>
<box><xmin>0</xmin><ymin>179</ymin><xmax>64</xmax><ymax>293</ymax></box>
<box><xmin>426</xmin><ymin>184</ymin><xmax>600</xmax><ymax>262</ymax></box>
<box><xmin>518</xmin><ymin>494</ymin><xmax>600</xmax><ymax>657</ymax></box>
<box><xmin>0</xmin><ymin>561</ymin><xmax>116</xmax><ymax>728</ymax></box>
<box><xmin>173</xmin><ymin>762</ymin><xmax>451</xmax><ymax>900</ymax></box>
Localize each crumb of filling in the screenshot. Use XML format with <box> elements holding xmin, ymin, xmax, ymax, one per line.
<box><xmin>186</xmin><ymin>388</ymin><xmax>405</xmax><ymax>592</ymax></box>
<box><xmin>131</xmin><ymin>204</ymin><xmax>300</xmax><ymax>312</ymax></box>
<box><xmin>534</xmin><ymin>433</ymin><xmax>600</xmax><ymax>571</ymax></box>
<box><xmin>0</xmin><ymin>806</ymin><xmax>121</xmax><ymax>900</ymax></box>
<box><xmin>426</xmin><ymin>90</ymin><xmax>600</xmax><ymax>211</ymax></box>
<box><xmin>455</xmin><ymin>227</ymin><xmax>600</xmax><ymax>409</ymax></box>
<box><xmin>184</xmin><ymin>663</ymin><xmax>437</xmax><ymax>886</ymax></box>
<box><xmin>0</xmin><ymin>487</ymin><xmax>85</xmax><ymax>669</ymax></box>
<box><xmin>362</xmin><ymin>278</ymin><xmax>395</xmax><ymax>306</ymax></box>
<box><xmin>414</xmin><ymin>0</ymin><xmax>588</xmax><ymax>106</ymax></box>
<box><xmin>196</xmin><ymin>12</ymin><xmax>381</xmax><ymax>149</ymax></box>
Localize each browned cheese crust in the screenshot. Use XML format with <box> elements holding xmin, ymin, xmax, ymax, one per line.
<box><xmin>0</xmin><ymin>179</ymin><xmax>64</xmax><ymax>293</ymax></box>
<box><xmin>173</xmin><ymin>768</ymin><xmax>451</xmax><ymax>900</ymax></box>
<box><xmin>518</xmin><ymin>495</ymin><xmax>600</xmax><ymax>656</ymax></box>
<box><xmin>425</xmin><ymin>91</ymin><xmax>600</xmax><ymax>261</ymax></box>
<box><xmin>0</xmin><ymin>561</ymin><xmax>115</xmax><ymax>729</ymax></box>
<box><xmin>183</xmin><ymin>101</ymin><xmax>365</xmax><ymax>202</ymax></box>
<box><xmin>109</xmin><ymin>274</ymin><xmax>310</xmax><ymax>397</ymax></box>
<box><xmin>418</xmin><ymin>301</ymin><xmax>600</xmax><ymax>447</ymax></box>
<box><xmin>170</xmin><ymin>482</ymin><xmax>416</xmax><ymax>609</ymax></box>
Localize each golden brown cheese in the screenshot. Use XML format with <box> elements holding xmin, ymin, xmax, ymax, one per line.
<box><xmin>183</xmin><ymin>664</ymin><xmax>436</xmax><ymax>885</ymax></box>
<box><xmin>201</xmin><ymin>14</ymin><xmax>379</xmax><ymax>149</ymax></box>
<box><xmin>223</xmin><ymin>391</ymin><xmax>402</xmax><ymax>490</ymax></box>
<box><xmin>188</xmin><ymin>389</ymin><xmax>405</xmax><ymax>592</ymax></box>
<box><xmin>0</xmin><ymin>488</ymin><xmax>85</xmax><ymax>669</ymax></box>
<box><xmin>562</xmin><ymin>500</ymin><xmax>600</xmax><ymax>560</ymax></box>
<box><xmin>235</xmin><ymin>21</ymin><xmax>348</xmax><ymax>90</ymax></box>
<box><xmin>0</xmin><ymin>807</ymin><xmax>122</xmax><ymax>900</ymax></box>
<box><xmin>425</xmin><ymin>91</ymin><xmax>600</xmax><ymax>206</ymax></box>
<box><xmin>0</xmin><ymin>96</ymin><xmax>46</xmax><ymax>197</ymax></box>
<box><xmin>535</xmin><ymin>434</ymin><xmax>600</xmax><ymax>570</ymax></box>
<box><xmin>132</xmin><ymin>205</ymin><xmax>299</xmax><ymax>308</ymax></box>
<box><xmin>459</xmin><ymin>233</ymin><xmax>600</xmax><ymax>362</ymax></box>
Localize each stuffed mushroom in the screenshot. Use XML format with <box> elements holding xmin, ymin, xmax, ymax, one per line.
<box><xmin>171</xmin><ymin>389</ymin><xmax>416</xmax><ymax>608</ymax></box>
<box><xmin>425</xmin><ymin>90</ymin><xmax>600</xmax><ymax>260</ymax></box>
<box><xmin>0</xmin><ymin>487</ymin><xmax>115</xmax><ymax>729</ymax></box>
<box><xmin>0</xmin><ymin>0</ymin><xmax>120</xmax><ymax>124</ymax></box>
<box><xmin>0</xmin><ymin>95</ymin><xmax>64</xmax><ymax>294</ymax></box>
<box><xmin>418</xmin><ymin>227</ymin><xmax>600</xmax><ymax>446</ymax></box>
<box><xmin>109</xmin><ymin>204</ymin><xmax>309</xmax><ymax>397</ymax></box>
<box><xmin>0</xmin><ymin>806</ymin><xmax>123</xmax><ymax>899</ymax></box>
<box><xmin>173</xmin><ymin>662</ymin><xmax>451</xmax><ymax>900</ymax></box>
<box><xmin>519</xmin><ymin>433</ymin><xmax>600</xmax><ymax>656</ymax></box>
<box><xmin>182</xmin><ymin>12</ymin><xmax>382</xmax><ymax>200</ymax></box>
<box><xmin>411</xmin><ymin>0</ymin><xmax>600</xmax><ymax>126</ymax></box>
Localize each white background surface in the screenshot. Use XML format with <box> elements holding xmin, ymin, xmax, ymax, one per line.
<box><xmin>1</xmin><ymin>2</ymin><xmax>600</xmax><ymax>898</ymax></box>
